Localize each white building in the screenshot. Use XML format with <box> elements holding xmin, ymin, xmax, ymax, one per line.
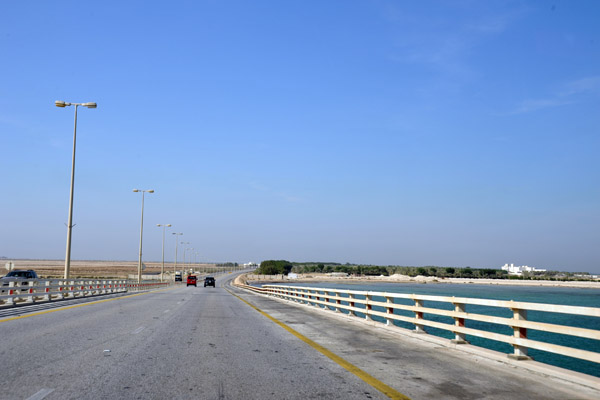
<box><xmin>501</xmin><ymin>263</ymin><xmax>547</xmax><ymax>276</ymax></box>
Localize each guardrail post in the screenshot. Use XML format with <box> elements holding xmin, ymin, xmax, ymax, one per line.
<box><xmin>385</xmin><ymin>296</ymin><xmax>394</xmax><ymax>326</ymax></box>
<box><xmin>348</xmin><ymin>293</ymin><xmax>356</xmax><ymax>316</ymax></box>
<box><xmin>414</xmin><ymin>299</ymin><xmax>426</xmax><ymax>333</ymax></box>
<box><xmin>6</xmin><ymin>281</ymin><xmax>15</xmax><ymax>305</ymax></box>
<box><xmin>365</xmin><ymin>294</ymin><xmax>372</xmax><ymax>321</ymax></box>
<box><xmin>44</xmin><ymin>281</ymin><xmax>51</xmax><ymax>302</ymax></box>
<box><xmin>25</xmin><ymin>281</ymin><xmax>34</xmax><ymax>303</ymax></box>
<box><xmin>56</xmin><ymin>281</ymin><xmax>64</xmax><ymax>300</ymax></box>
<box><xmin>334</xmin><ymin>291</ymin><xmax>341</xmax><ymax>313</ymax></box>
<box><xmin>509</xmin><ymin>305</ymin><xmax>531</xmax><ymax>360</ymax></box>
<box><xmin>451</xmin><ymin>300</ymin><xmax>467</xmax><ymax>344</ymax></box>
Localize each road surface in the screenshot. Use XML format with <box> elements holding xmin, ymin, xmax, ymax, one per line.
<box><xmin>0</xmin><ymin>272</ymin><xmax>595</xmax><ymax>400</ymax></box>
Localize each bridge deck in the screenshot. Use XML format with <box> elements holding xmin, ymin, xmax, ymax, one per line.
<box><xmin>0</xmin><ymin>273</ymin><xmax>596</xmax><ymax>400</ymax></box>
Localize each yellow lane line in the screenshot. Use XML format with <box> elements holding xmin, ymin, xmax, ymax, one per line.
<box><xmin>228</xmin><ymin>289</ymin><xmax>411</xmax><ymax>400</ymax></box>
<box><xmin>0</xmin><ymin>287</ymin><xmax>175</xmax><ymax>323</ymax></box>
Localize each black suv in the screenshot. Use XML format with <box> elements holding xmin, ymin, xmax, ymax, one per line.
<box><xmin>1</xmin><ymin>269</ymin><xmax>38</xmax><ymax>283</ymax></box>
<box><xmin>1</xmin><ymin>270</ymin><xmax>39</xmax><ymax>292</ymax></box>
<box><xmin>204</xmin><ymin>276</ymin><xmax>215</xmax><ymax>287</ymax></box>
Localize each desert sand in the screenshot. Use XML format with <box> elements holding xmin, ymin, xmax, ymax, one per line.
<box><xmin>2</xmin><ymin>259</ymin><xmax>217</xmax><ymax>279</ymax></box>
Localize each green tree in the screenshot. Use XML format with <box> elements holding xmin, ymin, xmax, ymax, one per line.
<box><xmin>257</xmin><ymin>260</ymin><xmax>293</xmax><ymax>275</ymax></box>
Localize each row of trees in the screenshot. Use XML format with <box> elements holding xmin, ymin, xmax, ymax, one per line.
<box><xmin>254</xmin><ymin>261</ymin><xmax>594</xmax><ymax>281</ymax></box>
<box><xmin>216</xmin><ymin>262</ymin><xmax>239</xmax><ymax>267</ymax></box>
<box><xmin>288</xmin><ymin>263</ymin><xmax>511</xmax><ymax>279</ymax></box>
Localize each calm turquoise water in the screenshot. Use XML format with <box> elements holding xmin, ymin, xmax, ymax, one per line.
<box><xmin>267</xmin><ymin>281</ymin><xmax>600</xmax><ymax>377</ymax></box>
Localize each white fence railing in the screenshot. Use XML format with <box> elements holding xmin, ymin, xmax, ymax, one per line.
<box><xmin>239</xmin><ymin>283</ymin><xmax>600</xmax><ymax>367</ymax></box>
<box><xmin>0</xmin><ymin>279</ymin><xmax>170</xmax><ymax>306</ymax></box>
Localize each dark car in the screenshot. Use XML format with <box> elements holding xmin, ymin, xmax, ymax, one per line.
<box><xmin>186</xmin><ymin>275</ymin><xmax>197</xmax><ymax>287</ymax></box>
<box><xmin>1</xmin><ymin>269</ymin><xmax>38</xmax><ymax>284</ymax></box>
<box><xmin>204</xmin><ymin>276</ymin><xmax>215</xmax><ymax>287</ymax></box>
<box><xmin>1</xmin><ymin>270</ymin><xmax>39</xmax><ymax>292</ymax></box>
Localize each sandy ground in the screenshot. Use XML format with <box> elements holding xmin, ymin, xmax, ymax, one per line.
<box><xmin>4</xmin><ymin>261</ymin><xmax>598</xmax><ymax>288</ymax></box>
<box><xmin>2</xmin><ymin>259</ymin><xmax>218</xmax><ymax>279</ymax></box>
<box><xmin>244</xmin><ymin>272</ymin><xmax>600</xmax><ymax>289</ymax></box>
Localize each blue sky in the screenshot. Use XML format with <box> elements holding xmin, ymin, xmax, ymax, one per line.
<box><xmin>1</xmin><ymin>1</ymin><xmax>599</xmax><ymax>273</ymax></box>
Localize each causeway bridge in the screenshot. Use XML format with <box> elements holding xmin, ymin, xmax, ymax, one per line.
<box><xmin>1</xmin><ymin>272</ymin><xmax>598</xmax><ymax>400</ymax></box>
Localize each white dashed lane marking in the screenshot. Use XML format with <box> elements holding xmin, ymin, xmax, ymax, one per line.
<box><xmin>26</xmin><ymin>388</ymin><xmax>55</xmax><ymax>400</ymax></box>
<box><xmin>132</xmin><ymin>326</ymin><xmax>145</xmax><ymax>334</ymax></box>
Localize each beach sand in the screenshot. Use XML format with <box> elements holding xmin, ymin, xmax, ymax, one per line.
<box><xmin>243</xmin><ymin>272</ymin><xmax>600</xmax><ymax>289</ymax></box>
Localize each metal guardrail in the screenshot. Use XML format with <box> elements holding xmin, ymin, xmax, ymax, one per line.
<box><xmin>240</xmin><ymin>283</ymin><xmax>600</xmax><ymax>367</ymax></box>
<box><xmin>0</xmin><ymin>279</ymin><xmax>170</xmax><ymax>306</ymax></box>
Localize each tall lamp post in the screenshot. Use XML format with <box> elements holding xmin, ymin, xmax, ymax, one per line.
<box><xmin>157</xmin><ymin>224</ymin><xmax>171</xmax><ymax>282</ymax></box>
<box><xmin>188</xmin><ymin>248</ymin><xmax>194</xmax><ymax>270</ymax></box>
<box><xmin>55</xmin><ymin>100</ymin><xmax>97</xmax><ymax>280</ymax></box>
<box><xmin>172</xmin><ymin>233</ymin><xmax>183</xmax><ymax>279</ymax></box>
<box><xmin>181</xmin><ymin>242</ymin><xmax>190</xmax><ymax>273</ymax></box>
<box><xmin>133</xmin><ymin>189</ymin><xmax>154</xmax><ymax>283</ymax></box>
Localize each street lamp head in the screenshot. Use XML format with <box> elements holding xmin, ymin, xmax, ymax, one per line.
<box><xmin>55</xmin><ymin>100</ymin><xmax>68</xmax><ymax>107</ymax></box>
<box><xmin>133</xmin><ymin>189</ymin><xmax>140</xmax><ymax>192</ymax></box>
<box><xmin>166</xmin><ymin>224</ymin><xmax>172</xmax><ymax>227</ymax></box>
<box><xmin>148</xmin><ymin>190</ymin><xmax>155</xmax><ymax>193</ymax></box>
<box><xmin>83</xmin><ymin>102</ymin><xmax>97</xmax><ymax>108</ymax></box>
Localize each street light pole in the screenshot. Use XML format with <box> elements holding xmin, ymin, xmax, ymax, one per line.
<box><xmin>55</xmin><ymin>100</ymin><xmax>97</xmax><ymax>280</ymax></box>
<box><xmin>181</xmin><ymin>242</ymin><xmax>190</xmax><ymax>273</ymax></box>
<box><xmin>172</xmin><ymin>233</ymin><xmax>183</xmax><ymax>279</ymax></box>
<box><xmin>188</xmin><ymin>248</ymin><xmax>194</xmax><ymax>271</ymax></box>
<box><xmin>157</xmin><ymin>224</ymin><xmax>171</xmax><ymax>282</ymax></box>
<box><xmin>133</xmin><ymin>189</ymin><xmax>154</xmax><ymax>283</ymax></box>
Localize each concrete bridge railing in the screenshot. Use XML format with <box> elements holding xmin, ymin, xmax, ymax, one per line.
<box><xmin>238</xmin><ymin>283</ymin><xmax>600</xmax><ymax>369</ymax></box>
<box><xmin>0</xmin><ymin>279</ymin><xmax>170</xmax><ymax>306</ymax></box>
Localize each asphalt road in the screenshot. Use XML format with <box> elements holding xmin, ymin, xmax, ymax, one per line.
<box><xmin>0</xmin><ymin>273</ymin><xmax>596</xmax><ymax>400</ymax></box>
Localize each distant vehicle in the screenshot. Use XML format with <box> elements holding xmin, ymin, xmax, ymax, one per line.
<box><xmin>186</xmin><ymin>275</ymin><xmax>197</xmax><ymax>287</ymax></box>
<box><xmin>1</xmin><ymin>269</ymin><xmax>38</xmax><ymax>281</ymax></box>
<box><xmin>204</xmin><ymin>276</ymin><xmax>215</xmax><ymax>287</ymax></box>
<box><xmin>1</xmin><ymin>270</ymin><xmax>39</xmax><ymax>289</ymax></box>
<box><xmin>175</xmin><ymin>271</ymin><xmax>182</xmax><ymax>282</ymax></box>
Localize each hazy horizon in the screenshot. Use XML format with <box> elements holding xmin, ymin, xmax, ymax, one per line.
<box><xmin>1</xmin><ymin>256</ymin><xmax>597</xmax><ymax>275</ymax></box>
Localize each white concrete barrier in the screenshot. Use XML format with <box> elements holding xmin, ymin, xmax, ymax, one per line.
<box><xmin>0</xmin><ymin>278</ymin><xmax>170</xmax><ymax>306</ymax></box>
<box><xmin>238</xmin><ymin>283</ymin><xmax>600</xmax><ymax>368</ymax></box>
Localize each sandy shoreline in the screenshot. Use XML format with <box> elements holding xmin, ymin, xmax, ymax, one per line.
<box><xmin>244</xmin><ymin>273</ymin><xmax>600</xmax><ymax>289</ymax></box>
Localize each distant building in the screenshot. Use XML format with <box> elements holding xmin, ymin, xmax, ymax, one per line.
<box><xmin>501</xmin><ymin>263</ymin><xmax>547</xmax><ymax>276</ymax></box>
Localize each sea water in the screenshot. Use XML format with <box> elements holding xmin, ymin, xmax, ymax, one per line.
<box><xmin>276</xmin><ymin>281</ymin><xmax>600</xmax><ymax>377</ymax></box>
